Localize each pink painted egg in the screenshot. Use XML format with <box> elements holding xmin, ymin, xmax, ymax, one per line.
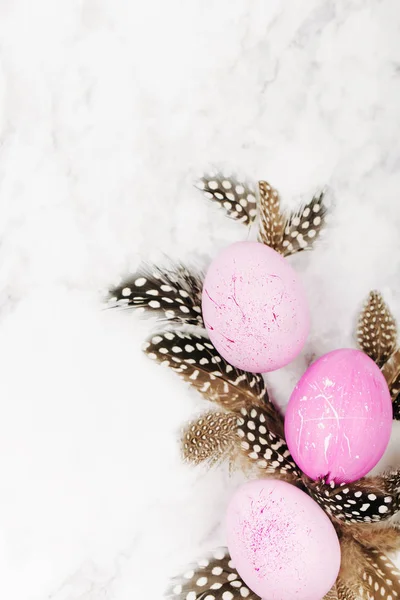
<box><xmin>201</xmin><ymin>241</ymin><xmax>310</xmax><ymax>373</ymax></box>
<box><xmin>226</xmin><ymin>479</ymin><xmax>340</xmax><ymax>600</ymax></box>
<box><xmin>285</xmin><ymin>348</ymin><xmax>393</xmax><ymax>484</ymax></box>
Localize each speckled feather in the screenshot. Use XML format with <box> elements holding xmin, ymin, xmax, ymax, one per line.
<box><xmin>381</xmin><ymin>347</ymin><xmax>400</xmax><ymax>419</ymax></box>
<box><xmin>279</xmin><ymin>191</ymin><xmax>328</xmax><ymax>256</ymax></box>
<box><xmin>304</xmin><ymin>470</ymin><xmax>400</xmax><ymax>524</ymax></box>
<box><xmin>108</xmin><ymin>263</ymin><xmax>204</xmax><ymax>325</ymax></box>
<box><xmin>143</xmin><ymin>330</ymin><xmax>267</xmax><ymax>409</ymax></box>
<box><xmin>182</xmin><ymin>411</ymin><xmax>238</xmax><ymax>466</ymax></box>
<box><xmin>323</xmin><ymin>585</ymin><xmax>338</xmax><ymax>600</ymax></box>
<box><xmin>257</xmin><ymin>180</ymin><xmax>285</xmax><ymax>250</ymax></box>
<box><xmin>339</xmin><ymin>536</ymin><xmax>400</xmax><ymax>600</ymax></box>
<box><xmin>167</xmin><ymin>548</ymin><xmax>259</xmax><ymax>600</ymax></box>
<box><xmin>236</xmin><ymin>405</ymin><xmax>299</xmax><ymax>482</ymax></box>
<box><xmin>357</xmin><ymin>291</ymin><xmax>397</xmax><ymax>367</ymax></box>
<box><xmin>196</xmin><ymin>174</ymin><xmax>258</xmax><ymax>225</ymax></box>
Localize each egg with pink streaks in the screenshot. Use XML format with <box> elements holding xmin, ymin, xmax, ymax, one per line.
<box><xmin>226</xmin><ymin>479</ymin><xmax>340</xmax><ymax>600</ymax></box>
<box><xmin>201</xmin><ymin>241</ymin><xmax>310</xmax><ymax>373</ymax></box>
<box><xmin>285</xmin><ymin>348</ymin><xmax>393</xmax><ymax>484</ymax></box>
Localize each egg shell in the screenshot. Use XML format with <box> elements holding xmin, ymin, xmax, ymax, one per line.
<box><xmin>202</xmin><ymin>241</ymin><xmax>310</xmax><ymax>373</ymax></box>
<box><xmin>226</xmin><ymin>479</ymin><xmax>341</xmax><ymax>600</ymax></box>
<box><xmin>285</xmin><ymin>348</ymin><xmax>393</xmax><ymax>484</ymax></box>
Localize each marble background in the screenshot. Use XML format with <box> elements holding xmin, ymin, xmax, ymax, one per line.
<box><xmin>0</xmin><ymin>1</ymin><xmax>400</xmax><ymax>599</ymax></box>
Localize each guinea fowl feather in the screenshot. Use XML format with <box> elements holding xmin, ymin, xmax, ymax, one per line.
<box><xmin>181</xmin><ymin>411</ymin><xmax>238</xmax><ymax>466</ymax></box>
<box><xmin>143</xmin><ymin>330</ymin><xmax>267</xmax><ymax>410</ymax></box>
<box><xmin>357</xmin><ymin>291</ymin><xmax>397</xmax><ymax>367</ymax></box>
<box><xmin>304</xmin><ymin>469</ymin><xmax>400</xmax><ymax>524</ymax></box>
<box><xmin>257</xmin><ymin>180</ymin><xmax>285</xmax><ymax>250</ymax></box>
<box><xmin>108</xmin><ymin>263</ymin><xmax>204</xmax><ymax>326</ymax></box>
<box><xmin>196</xmin><ymin>174</ymin><xmax>258</xmax><ymax>225</ymax></box>
<box><xmin>278</xmin><ymin>191</ymin><xmax>328</xmax><ymax>256</ymax></box>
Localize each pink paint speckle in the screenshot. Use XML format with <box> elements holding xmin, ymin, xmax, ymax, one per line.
<box><xmin>285</xmin><ymin>349</ymin><xmax>393</xmax><ymax>483</ymax></box>
<box><xmin>202</xmin><ymin>242</ymin><xmax>309</xmax><ymax>373</ymax></box>
<box><xmin>226</xmin><ymin>479</ymin><xmax>340</xmax><ymax>600</ymax></box>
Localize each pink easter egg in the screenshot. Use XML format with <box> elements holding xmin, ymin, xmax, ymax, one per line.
<box><xmin>226</xmin><ymin>479</ymin><xmax>340</xmax><ymax>600</ymax></box>
<box><xmin>285</xmin><ymin>348</ymin><xmax>393</xmax><ymax>484</ymax></box>
<box><xmin>201</xmin><ymin>241</ymin><xmax>310</xmax><ymax>373</ymax></box>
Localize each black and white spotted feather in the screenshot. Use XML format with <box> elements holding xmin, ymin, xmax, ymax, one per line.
<box><xmin>279</xmin><ymin>191</ymin><xmax>328</xmax><ymax>256</ymax></box>
<box><xmin>108</xmin><ymin>263</ymin><xmax>204</xmax><ymax>326</ymax></box>
<box><xmin>167</xmin><ymin>548</ymin><xmax>259</xmax><ymax>600</ymax></box>
<box><xmin>196</xmin><ymin>174</ymin><xmax>258</xmax><ymax>225</ymax></box>
<box><xmin>144</xmin><ymin>330</ymin><xmax>267</xmax><ymax>410</ymax></box>
<box><xmin>237</xmin><ymin>405</ymin><xmax>299</xmax><ymax>482</ymax></box>
<box><xmin>304</xmin><ymin>470</ymin><xmax>400</xmax><ymax>524</ymax></box>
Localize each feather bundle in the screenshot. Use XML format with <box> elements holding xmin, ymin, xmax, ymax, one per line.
<box><xmin>108</xmin><ymin>174</ymin><xmax>400</xmax><ymax>600</ymax></box>
<box><xmin>142</xmin><ymin>280</ymin><xmax>400</xmax><ymax>598</ymax></box>
<box><xmin>198</xmin><ymin>174</ymin><xmax>329</xmax><ymax>257</ymax></box>
<box><xmin>136</xmin><ymin>275</ymin><xmax>400</xmax><ymax>598</ymax></box>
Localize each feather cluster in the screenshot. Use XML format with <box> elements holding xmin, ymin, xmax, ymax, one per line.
<box><xmin>108</xmin><ymin>174</ymin><xmax>400</xmax><ymax>600</ymax></box>
<box><xmin>195</xmin><ymin>172</ymin><xmax>328</xmax><ymax>256</ymax></box>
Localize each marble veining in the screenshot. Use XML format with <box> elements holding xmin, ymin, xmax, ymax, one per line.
<box><xmin>0</xmin><ymin>1</ymin><xmax>400</xmax><ymax>599</ymax></box>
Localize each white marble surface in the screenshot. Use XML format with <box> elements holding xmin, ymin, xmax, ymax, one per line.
<box><xmin>0</xmin><ymin>1</ymin><xmax>400</xmax><ymax>599</ymax></box>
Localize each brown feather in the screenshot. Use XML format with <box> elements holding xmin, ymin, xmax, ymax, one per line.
<box><xmin>381</xmin><ymin>347</ymin><xmax>400</xmax><ymax>419</ymax></box>
<box><xmin>340</xmin><ymin>535</ymin><xmax>400</xmax><ymax>600</ymax></box>
<box><xmin>278</xmin><ymin>191</ymin><xmax>328</xmax><ymax>256</ymax></box>
<box><xmin>144</xmin><ymin>330</ymin><xmax>267</xmax><ymax>410</ymax></box>
<box><xmin>357</xmin><ymin>291</ymin><xmax>397</xmax><ymax>367</ymax></box>
<box><xmin>181</xmin><ymin>411</ymin><xmax>237</xmax><ymax>466</ymax></box>
<box><xmin>323</xmin><ymin>585</ymin><xmax>338</xmax><ymax>600</ymax></box>
<box><xmin>257</xmin><ymin>180</ymin><xmax>285</xmax><ymax>250</ymax></box>
<box><xmin>335</xmin><ymin>579</ymin><xmax>358</xmax><ymax>600</ymax></box>
<box><xmin>344</xmin><ymin>523</ymin><xmax>400</xmax><ymax>554</ymax></box>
